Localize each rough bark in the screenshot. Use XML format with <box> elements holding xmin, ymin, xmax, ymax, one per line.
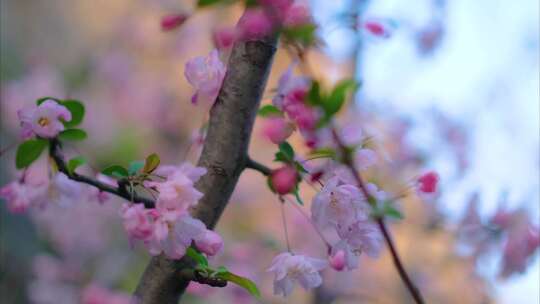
<box><xmin>133</xmin><ymin>15</ymin><xmax>278</xmax><ymax>304</ymax></box>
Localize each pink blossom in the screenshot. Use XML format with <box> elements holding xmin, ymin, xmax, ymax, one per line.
<box><xmin>89</xmin><ymin>174</ymin><xmax>117</xmax><ymax>204</ymax></box>
<box><xmin>145</xmin><ymin>213</ymin><xmax>206</xmax><ymax>259</ymax></box>
<box><xmin>160</xmin><ymin>13</ymin><xmax>189</xmax><ymax>32</ymax></box>
<box><xmin>213</xmin><ymin>27</ymin><xmax>238</xmax><ymax>50</ymax></box>
<box><xmin>120</xmin><ymin>203</ymin><xmax>154</xmax><ymax>241</ymax></box>
<box><xmin>417</xmin><ymin>171</ymin><xmax>439</xmax><ymax>194</ymax></box>
<box><xmin>272</xmin><ymin>65</ymin><xmax>310</xmax><ymax>110</ymax></box>
<box><xmin>195</xmin><ymin>229</ymin><xmax>223</xmax><ymax>256</ymax></box>
<box><xmin>18</xmin><ymin>100</ymin><xmax>72</xmax><ymax>139</ymax></box>
<box><xmin>184</xmin><ymin>49</ymin><xmax>226</xmax><ymax>105</ymax></box>
<box><xmin>500</xmin><ymin>224</ymin><xmax>540</xmax><ymax>277</ymax></box>
<box><xmin>328</xmin><ymin>249</ymin><xmax>346</xmax><ymax>271</ymax></box>
<box><xmin>270</xmin><ymin>166</ymin><xmax>298</xmax><ymax>195</ymax></box>
<box><xmin>0</xmin><ymin>180</ymin><xmax>46</xmax><ymax>213</ymax></box>
<box><xmin>262</xmin><ymin>117</ymin><xmax>294</xmax><ymax>144</ymax></box>
<box><xmin>267</xmin><ymin>252</ymin><xmax>327</xmax><ymax>297</ymax></box>
<box><xmin>81</xmin><ymin>284</ymin><xmax>132</xmax><ymax>304</ymax></box>
<box><xmin>362</xmin><ymin>19</ymin><xmax>394</xmax><ymax>38</ymax></box>
<box><xmin>283</xmin><ymin>3</ymin><xmax>312</xmax><ymax>27</ymax></box>
<box><xmin>238</xmin><ymin>9</ymin><xmax>274</xmax><ymax>39</ymax></box>
<box><xmin>311</xmin><ymin>177</ymin><xmax>369</xmax><ymax>230</ymax></box>
<box><xmin>337</xmin><ymin>220</ymin><xmax>383</xmax><ymax>258</ymax></box>
<box><xmin>354</xmin><ymin>148</ymin><xmax>377</xmax><ymax>171</ymax></box>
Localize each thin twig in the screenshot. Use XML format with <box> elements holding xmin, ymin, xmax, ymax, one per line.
<box><xmin>49</xmin><ymin>139</ymin><xmax>155</xmax><ymax>208</ymax></box>
<box><xmin>245</xmin><ymin>157</ymin><xmax>272</xmax><ymax>176</ymax></box>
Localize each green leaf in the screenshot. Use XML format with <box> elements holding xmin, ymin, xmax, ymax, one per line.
<box><xmin>278</xmin><ymin>141</ymin><xmax>295</xmax><ymax>160</ymax></box>
<box><xmin>197</xmin><ymin>0</ymin><xmax>223</xmax><ymax>7</ymax></box>
<box><xmin>58</xmin><ymin>128</ymin><xmax>87</xmax><ymax>141</ymax></box>
<box><xmin>309</xmin><ymin>148</ymin><xmax>336</xmax><ymax>160</ymax></box>
<box><xmin>283</xmin><ymin>23</ymin><xmax>318</xmax><ymax>46</ymax></box>
<box><xmin>383</xmin><ymin>202</ymin><xmax>403</xmax><ymax>219</ymax></box>
<box><xmin>143</xmin><ymin>153</ymin><xmax>160</xmax><ymax>173</ymax></box>
<box><xmin>323</xmin><ymin>79</ymin><xmax>358</xmax><ymax>116</ymax></box>
<box><xmin>258</xmin><ymin>104</ymin><xmax>283</xmax><ymax>117</ymax></box>
<box><xmin>274</xmin><ymin>151</ymin><xmax>289</xmax><ymax>163</ymax></box>
<box><xmin>128</xmin><ymin>161</ymin><xmax>145</xmax><ymax>175</ymax></box>
<box><xmin>60</xmin><ymin>100</ymin><xmax>85</xmax><ymax>128</ymax></box>
<box><xmin>36</xmin><ymin>97</ymin><xmax>61</xmax><ymax>105</ymax></box>
<box><xmin>102</xmin><ymin>165</ymin><xmax>129</xmax><ymax>178</ymax></box>
<box><xmin>266</xmin><ymin>176</ymin><xmax>276</xmax><ymax>193</ymax></box>
<box><xmin>67</xmin><ymin>156</ymin><xmax>86</xmax><ymax>175</ymax></box>
<box><xmin>216</xmin><ymin>272</ymin><xmax>260</xmax><ymax>298</ymax></box>
<box><xmin>293</xmin><ymin>186</ymin><xmax>304</xmax><ymax>205</ymax></box>
<box><xmin>15</xmin><ymin>139</ymin><xmax>48</xmax><ymax>169</ymax></box>
<box><xmin>294</xmin><ymin>161</ymin><xmax>308</xmax><ymax>174</ymax></box>
<box><xmin>186</xmin><ymin>247</ymin><xmax>208</xmax><ymax>267</ymax></box>
<box><xmin>307</xmin><ymin>81</ymin><xmax>322</xmax><ymax>106</ymax></box>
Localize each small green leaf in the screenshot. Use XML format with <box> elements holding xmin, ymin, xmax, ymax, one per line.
<box><xmin>143</xmin><ymin>153</ymin><xmax>160</xmax><ymax>173</ymax></box>
<box><xmin>216</xmin><ymin>272</ymin><xmax>260</xmax><ymax>298</ymax></box>
<box><xmin>58</xmin><ymin>128</ymin><xmax>87</xmax><ymax>141</ymax></box>
<box><xmin>323</xmin><ymin>79</ymin><xmax>358</xmax><ymax>116</ymax></box>
<box><xmin>309</xmin><ymin>148</ymin><xmax>336</xmax><ymax>159</ymax></box>
<box><xmin>15</xmin><ymin>139</ymin><xmax>48</xmax><ymax>169</ymax></box>
<box><xmin>278</xmin><ymin>141</ymin><xmax>295</xmax><ymax>160</ymax></box>
<box><xmin>186</xmin><ymin>247</ymin><xmax>208</xmax><ymax>267</ymax></box>
<box><xmin>293</xmin><ymin>187</ymin><xmax>304</xmax><ymax>205</ymax></box>
<box><xmin>294</xmin><ymin>161</ymin><xmax>308</xmax><ymax>174</ymax></box>
<box><xmin>36</xmin><ymin>97</ymin><xmax>61</xmax><ymax>105</ymax></box>
<box><xmin>283</xmin><ymin>23</ymin><xmax>318</xmax><ymax>46</ymax></box>
<box><xmin>60</xmin><ymin>100</ymin><xmax>85</xmax><ymax>128</ymax></box>
<box><xmin>197</xmin><ymin>0</ymin><xmax>222</xmax><ymax>7</ymax></box>
<box><xmin>67</xmin><ymin>156</ymin><xmax>86</xmax><ymax>175</ymax></box>
<box><xmin>266</xmin><ymin>176</ymin><xmax>276</xmax><ymax>193</ymax></box>
<box><xmin>307</xmin><ymin>81</ymin><xmax>322</xmax><ymax>106</ymax></box>
<box><xmin>383</xmin><ymin>202</ymin><xmax>403</xmax><ymax>220</ymax></box>
<box><xmin>274</xmin><ymin>151</ymin><xmax>289</xmax><ymax>163</ymax></box>
<box><xmin>102</xmin><ymin>165</ymin><xmax>129</xmax><ymax>178</ymax></box>
<box><xmin>128</xmin><ymin>161</ymin><xmax>145</xmax><ymax>175</ymax></box>
<box><xmin>258</xmin><ymin>104</ymin><xmax>283</xmax><ymax>117</ymax></box>
<box><xmin>215</xmin><ymin>266</ymin><xmax>229</xmax><ymax>275</ymax></box>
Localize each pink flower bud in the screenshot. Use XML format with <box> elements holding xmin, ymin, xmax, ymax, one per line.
<box><xmin>362</xmin><ymin>19</ymin><xmax>394</xmax><ymax>38</ymax></box>
<box><xmin>213</xmin><ymin>27</ymin><xmax>237</xmax><ymax>50</ymax></box>
<box><xmin>195</xmin><ymin>230</ymin><xmax>223</xmax><ymax>256</ymax></box>
<box><xmin>417</xmin><ymin>171</ymin><xmax>439</xmax><ymax>194</ymax></box>
<box><xmin>161</xmin><ymin>14</ymin><xmax>189</xmax><ymax>32</ymax></box>
<box><xmin>329</xmin><ymin>250</ymin><xmax>346</xmax><ymax>271</ymax></box>
<box><xmin>262</xmin><ymin>117</ymin><xmax>294</xmax><ymax>144</ymax></box>
<box><xmin>283</xmin><ymin>4</ymin><xmax>311</xmax><ymax>27</ymax></box>
<box><xmin>270</xmin><ymin>166</ymin><xmax>298</xmax><ymax>195</ymax></box>
<box><xmin>238</xmin><ymin>9</ymin><xmax>274</xmax><ymax>39</ymax></box>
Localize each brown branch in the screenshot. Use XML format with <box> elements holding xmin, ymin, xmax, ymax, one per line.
<box><xmin>330</xmin><ymin>127</ymin><xmax>426</xmax><ymax>304</ymax></box>
<box><xmin>49</xmin><ymin>139</ymin><xmax>155</xmax><ymax>208</ymax></box>
<box><xmin>245</xmin><ymin>157</ymin><xmax>272</xmax><ymax>176</ymax></box>
<box><xmin>133</xmin><ymin>12</ymin><xmax>278</xmax><ymax>304</ymax></box>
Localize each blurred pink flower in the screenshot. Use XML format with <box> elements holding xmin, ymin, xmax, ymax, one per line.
<box><xmin>417</xmin><ymin>171</ymin><xmax>439</xmax><ymax>194</ymax></box>
<box><xmin>337</xmin><ymin>220</ymin><xmax>383</xmax><ymax>258</ymax></box>
<box><xmin>283</xmin><ymin>3</ymin><xmax>312</xmax><ymax>27</ymax></box>
<box><xmin>81</xmin><ymin>284</ymin><xmax>132</xmax><ymax>304</ymax></box>
<box><xmin>0</xmin><ymin>180</ymin><xmax>47</xmax><ymax>213</ymax></box>
<box><xmin>354</xmin><ymin>148</ymin><xmax>377</xmax><ymax>171</ymax></box>
<box><xmin>160</xmin><ymin>13</ymin><xmax>189</xmax><ymax>32</ymax></box>
<box><xmin>121</xmin><ymin>203</ymin><xmax>154</xmax><ymax>241</ymax></box>
<box><xmin>18</xmin><ymin>100</ymin><xmax>72</xmax><ymax>139</ymax></box>
<box><xmin>262</xmin><ymin>117</ymin><xmax>294</xmax><ymax>144</ymax></box>
<box><xmin>267</xmin><ymin>252</ymin><xmax>327</xmax><ymax>297</ymax></box>
<box><xmin>238</xmin><ymin>9</ymin><xmax>274</xmax><ymax>39</ymax></box>
<box><xmin>362</xmin><ymin>19</ymin><xmax>394</xmax><ymax>38</ymax></box>
<box><xmin>184</xmin><ymin>49</ymin><xmax>226</xmax><ymax>105</ymax></box>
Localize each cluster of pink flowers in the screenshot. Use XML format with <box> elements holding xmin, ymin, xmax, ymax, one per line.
<box><xmin>18</xmin><ymin>99</ymin><xmax>72</xmax><ymax>139</ymax></box>
<box><xmin>121</xmin><ymin>163</ymin><xmax>223</xmax><ymax>259</ymax></box>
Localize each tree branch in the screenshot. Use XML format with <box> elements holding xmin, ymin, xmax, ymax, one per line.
<box><xmin>133</xmin><ymin>12</ymin><xmax>278</xmax><ymax>304</ymax></box>
<box><xmin>330</xmin><ymin>126</ymin><xmax>426</xmax><ymax>304</ymax></box>
<box><xmin>245</xmin><ymin>157</ymin><xmax>272</xmax><ymax>176</ymax></box>
<box><xmin>49</xmin><ymin>139</ymin><xmax>155</xmax><ymax>208</ymax></box>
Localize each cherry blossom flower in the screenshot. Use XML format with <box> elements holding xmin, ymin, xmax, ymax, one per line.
<box><xmin>329</xmin><ymin>240</ymin><xmax>359</xmax><ymax>271</ymax></box>
<box><xmin>337</xmin><ymin>220</ymin><xmax>383</xmax><ymax>258</ymax></box>
<box><xmin>184</xmin><ymin>49</ymin><xmax>226</xmax><ymax>105</ymax></box>
<box><xmin>311</xmin><ymin>177</ymin><xmax>369</xmax><ymax>230</ymax></box>
<box><xmin>18</xmin><ymin>100</ymin><xmax>72</xmax><ymax>139</ymax></box>
<box><xmin>417</xmin><ymin>171</ymin><xmax>439</xmax><ymax>194</ymax></box>
<box><xmin>262</xmin><ymin>117</ymin><xmax>294</xmax><ymax>144</ymax></box>
<box><xmin>283</xmin><ymin>3</ymin><xmax>312</xmax><ymax>27</ymax></box>
<box><xmin>272</xmin><ymin>65</ymin><xmax>310</xmax><ymax>110</ymax></box>
<box><xmin>0</xmin><ymin>180</ymin><xmax>47</xmax><ymax>213</ymax></box>
<box><xmin>213</xmin><ymin>27</ymin><xmax>238</xmax><ymax>50</ymax></box>
<box><xmin>354</xmin><ymin>148</ymin><xmax>377</xmax><ymax>171</ymax></box>
<box><xmin>160</xmin><ymin>13</ymin><xmax>189</xmax><ymax>32</ymax></box>
<box><xmin>267</xmin><ymin>252</ymin><xmax>327</xmax><ymax>297</ymax></box>
<box><xmin>195</xmin><ymin>229</ymin><xmax>223</xmax><ymax>256</ymax></box>
<box><xmin>270</xmin><ymin>166</ymin><xmax>298</xmax><ymax>195</ymax></box>
<box><xmin>120</xmin><ymin>203</ymin><xmax>154</xmax><ymax>241</ymax></box>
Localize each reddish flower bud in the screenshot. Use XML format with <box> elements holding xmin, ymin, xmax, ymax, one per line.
<box><xmin>213</xmin><ymin>27</ymin><xmax>237</xmax><ymax>50</ymax></box>
<box><xmin>161</xmin><ymin>14</ymin><xmax>189</xmax><ymax>32</ymax></box>
<box><xmin>262</xmin><ymin>117</ymin><xmax>294</xmax><ymax>144</ymax></box>
<box><xmin>329</xmin><ymin>250</ymin><xmax>346</xmax><ymax>271</ymax></box>
<box><xmin>270</xmin><ymin>166</ymin><xmax>298</xmax><ymax>195</ymax></box>
<box><xmin>417</xmin><ymin>171</ymin><xmax>439</xmax><ymax>194</ymax></box>
<box><xmin>195</xmin><ymin>230</ymin><xmax>223</xmax><ymax>256</ymax></box>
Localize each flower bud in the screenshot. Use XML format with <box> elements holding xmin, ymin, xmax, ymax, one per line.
<box><xmin>270</xmin><ymin>166</ymin><xmax>298</xmax><ymax>195</ymax></box>
<box><xmin>417</xmin><ymin>171</ymin><xmax>439</xmax><ymax>194</ymax></box>
<box><xmin>161</xmin><ymin>13</ymin><xmax>189</xmax><ymax>32</ymax></box>
<box><xmin>262</xmin><ymin>117</ymin><xmax>294</xmax><ymax>144</ymax></box>
<box><xmin>329</xmin><ymin>250</ymin><xmax>346</xmax><ymax>271</ymax></box>
<box><xmin>195</xmin><ymin>230</ymin><xmax>223</xmax><ymax>256</ymax></box>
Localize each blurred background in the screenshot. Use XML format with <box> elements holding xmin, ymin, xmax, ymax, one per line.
<box><xmin>0</xmin><ymin>0</ymin><xmax>538</xmax><ymax>303</ymax></box>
